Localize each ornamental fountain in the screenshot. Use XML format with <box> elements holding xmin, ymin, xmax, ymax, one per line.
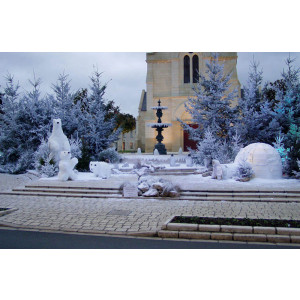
<box><xmin>147</xmin><ymin>99</ymin><xmax>172</xmax><ymax>155</ymax></box>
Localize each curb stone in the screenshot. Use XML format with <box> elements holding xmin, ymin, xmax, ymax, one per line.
<box><xmin>160</xmin><ymin>220</ymin><xmax>300</xmax><ymax>244</ymax></box>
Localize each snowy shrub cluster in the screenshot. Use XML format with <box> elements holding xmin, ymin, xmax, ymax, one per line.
<box><xmin>235</xmin><ymin>159</ymin><xmax>254</xmax><ymax>180</ymax></box>
<box><xmin>292</xmin><ymin>160</ymin><xmax>300</xmax><ymax>179</ymax></box>
<box><xmin>97</xmin><ymin>147</ymin><xmax>121</xmax><ymax>163</ymax></box>
<box><xmin>0</xmin><ymin>70</ymin><xmax>121</xmax><ymax>174</ymax></box>
<box><xmin>34</xmin><ymin>138</ymin><xmax>58</xmax><ymax>177</ymax></box>
<box><xmin>192</xmin><ymin>128</ymin><xmax>242</xmax><ymax>165</ymax></box>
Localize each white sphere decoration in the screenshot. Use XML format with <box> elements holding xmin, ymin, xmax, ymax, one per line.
<box><xmin>234</xmin><ymin>143</ymin><xmax>282</xmax><ymax>179</ymax></box>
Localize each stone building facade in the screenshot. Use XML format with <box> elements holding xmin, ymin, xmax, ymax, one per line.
<box><xmin>116</xmin><ymin>128</ymin><xmax>137</xmax><ymax>152</ymax></box>
<box><xmin>136</xmin><ymin>52</ymin><xmax>240</xmax><ymax>153</ymax></box>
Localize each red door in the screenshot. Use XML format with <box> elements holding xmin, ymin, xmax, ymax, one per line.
<box><xmin>184</xmin><ymin>124</ymin><xmax>198</xmax><ymax>151</ymax></box>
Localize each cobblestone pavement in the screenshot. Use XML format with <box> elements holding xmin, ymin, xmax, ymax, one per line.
<box><xmin>1</xmin><ymin>174</ymin><xmax>300</xmax><ymax>234</ymax></box>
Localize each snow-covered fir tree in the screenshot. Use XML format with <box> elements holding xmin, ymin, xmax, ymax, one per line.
<box><xmin>181</xmin><ymin>53</ymin><xmax>239</xmax><ymax>142</ymax></box>
<box><xmin>273</xmin><ymin>56</ymin><xmax>300</xmax><ymax>175</ymax></box>
<box><xmin>181</xmin><ymin>53</ymin><xmax>241</xmax><ymax>164</ymax></box>
<box><xmin>51</xmin><ymin>73</ymin><xmax>80</xmax><ymax>137</ymax></box>
<box><xmin>0</xmin><ymin>75</ymin><xmax>54</xmax><ymax>173</ymax></box>
<box><xmin>0</xmin><ymin>74</ymin><xmax>21</xmax><ymax>172</ymax></box>
<box><xmin>77</xmin><ymin>70</ymin><xmax>121</xmax><ymax>162</ymax></box>
<box><xmin>237</xmin><ymin>59</ymin><xmax>280</xmax><ymax>145</ymax></box>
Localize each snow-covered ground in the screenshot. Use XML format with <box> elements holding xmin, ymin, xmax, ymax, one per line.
<box><xmin>38</xmin><ymin>169</ymin><xmax>300</xmax><ymax>191</ymax></box>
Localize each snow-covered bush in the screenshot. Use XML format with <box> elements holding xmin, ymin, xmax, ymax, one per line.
<box><xmin>34</xmin><ymin>138</ymin><xmax>58</xmax><ymax>177</ymax></box>
<box><xmin>192</xmin><ymin>128</ymin><xmax>242</xmax><ymax>165</ymax></box>
<box><xmin>292</xmin><ymin>160</ymin><xmax>300</xmax><ymax>179</ymax></box>
<box><xmin>97</xmin><ymin>147</ymin><xmax>121</xmax><ymax>163</ymax></box>
<box><xmin>235</xmin><ymin>159</ymin><xmax>254</xmax><ymax>180</ymax></box>
<box><xmin>69</xmin><ymin>136</ymin><xmax>82</xmax><ymax>160</ymax></box>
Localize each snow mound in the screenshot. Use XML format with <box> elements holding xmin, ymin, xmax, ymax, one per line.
<box><xmin>234</xmin><ymin>143</ymin><xmax>282</xmax><ymax>179</ymax></box>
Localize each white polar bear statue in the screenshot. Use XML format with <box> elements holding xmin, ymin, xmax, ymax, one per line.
<box><xmin>48</xmin><ymin>119</ymin><xmax>70</xmax><ymax>163</ymax></box>
<box><xmin>58</xmin><ymin>151</ymin><xmax>78</xmax><ymax>181</ymax></box>
<box><xmin>89</xmin><ymin>161</ymin><xmax>113</xmax><ymax>179</ymax></box>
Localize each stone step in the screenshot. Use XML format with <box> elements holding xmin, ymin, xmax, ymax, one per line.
<box><xmin>178</xmin><ymin>196</ymin><xmax>300</xmax><ymax>202</ymax></box>
<box><xmin>1</xmin><ymin>191</ymin><xmax>124</xmax><ymax>198</ymax></box>
<box><xmin>155</xmin><ymin>168</ymin><xmax>197</xmax><ymax>172</ymax></box>
<box><xmin>13</xmin><ymin>188</ymin><xmax>121</xmax><ymax>195</ymax></box>
<box><xmin>150</xmin><ymin>172</ymin><xmax>197</xmax><ymax>176</ymax></box>
<box><xmin>180</xmin><ymin>191</ymin><xmax>300</xmax><ymax>198</ymax></box>
<box><xmin>24</xmin><ymin>185</ymin><xmax>120</xmax><ymax>191</ymax></box>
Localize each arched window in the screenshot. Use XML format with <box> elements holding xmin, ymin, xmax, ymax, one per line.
<box><xmin>184</xmin><ymin>55</ymin><xmax>190</xmax><ymax>83</ymax></box>
<box><xmin>192</xmin><ymin>55</ymin><xmax>199</xmax><ymax>83</ymax></box>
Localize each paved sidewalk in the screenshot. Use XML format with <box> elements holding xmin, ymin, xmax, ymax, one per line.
<box><xmin>1</xmin><ymin>174</ymin><xmax>300</xmax><ymax>236</ymax></box>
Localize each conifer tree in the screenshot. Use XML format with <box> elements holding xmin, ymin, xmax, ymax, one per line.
<box><xmin>181</xmin><ymin>53</ymin><xmax>239</xmax><ymax>143</ymax></box>
<box><xmin>237</xmin><ymin>59</ymin><xmax>279</xmax><ymax>145</ymax></box>
<box><xmin>77</xmin><ymin>70</ymin><xmax>121</xmax><ymax>162</ymax></box>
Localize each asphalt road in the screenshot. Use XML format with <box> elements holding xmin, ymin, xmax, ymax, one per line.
<box><xmin>1</xmin><ymin>228</ymin><xmax>299</xmax><ymax>249</ymax></box>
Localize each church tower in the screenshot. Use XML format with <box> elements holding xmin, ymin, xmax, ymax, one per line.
<box><xmin>136</xmin><ymin>52</ymin><xmax>240</xmax><ymax>153</ymax></box>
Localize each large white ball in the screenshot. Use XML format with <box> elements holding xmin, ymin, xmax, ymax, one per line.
<box><xmin>234</xmin><ymin>143</ymin><xmax>282</xmax><ymax>179</ymax></box>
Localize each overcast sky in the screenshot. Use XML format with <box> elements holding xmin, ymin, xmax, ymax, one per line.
<box><xmin>0</xmin><ymin>52</ymin><xmax>299</xmax><ymax>117</ymax></box>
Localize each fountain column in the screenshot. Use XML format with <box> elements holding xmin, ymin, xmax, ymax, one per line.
<box><xmin>147</xmin><ymin>99</ymin><xmax>172</xmax><ymax>155</ymax></box>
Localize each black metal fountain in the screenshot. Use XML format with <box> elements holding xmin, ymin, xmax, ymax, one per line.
<box><xmin>147</xmin><ymin>99</ymin><xmax>172</xmax><ymax>155</ymax></box>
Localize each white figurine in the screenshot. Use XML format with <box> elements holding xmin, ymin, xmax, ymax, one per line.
<box><xmin>89</xmin><ymin>161</ymin><xmax>113</xmax><ymax>179</ymax></box>
<box><xmin>154</xmin><ymin>149</ymin><xmax>159</xmax><ymax>156</ymax></box>
<box><xmin>170</xmin><ymin>154</ymin><xmax>176</xmax><ymax>167</ymax></box>
<box><xmin>211</xmin><ymin>159</ymin><xmax>223</xmax><ymax>180</ymax></box>
<box><xmin>178</xmin><ymin>147</ymin><xmax>183</xmax><ymax>155</ymax></box>
<box><xmin>186</xmin><ymin>154</ymin><xmax>193</xmax><ymax>167</ymax></box>
<box><xmin>137</xmin><ymin>148</ymin><xmax>142</xmax><ymax>155</ymax></box>
<box><xmin>48</xmin><ymin>119</ymin><xmax>70</xmax><ymax>163</ymax></box>
<box><xmin>58</xmin><ymin>151</ymin><xmax>78</xmax><ymax>181</ymax></box>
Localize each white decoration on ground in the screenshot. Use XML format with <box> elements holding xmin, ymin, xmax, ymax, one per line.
<box><xmin>48</xmin><ymin>119</ymin><xmax>70</xmax><ymax>163</ymax></box>
<box><xmin>186</xmin><ymin>154</ymin><xmax>193</xmax><ymax>167</ymax></box>
<box><xmin>137</xmin><ymin>177</ymin><xmax>180</xmax><ymax>197</ymax></box>
<box><xmin>58</xmin><ymin>151</ymin><xmax>78</xmax><ymax>181</ymax></box>
<box><xmin>154</xmin><ymin>149</ymin><xmax>159</xmax><ymax>156</ymax></box>
<box><xmin>137</xmin><ymin>148</ymin><xmax>142</xmax><ymax>155</ymax></box>
<box><xmin>89</xmin><ymin>161</ymin><xmax>113</xmax><ymax>179</ymax></box>
<box><xmin>178</xmin><ymin>147</ymin><xmax>183</xmax><ymax>155</ymax></box>
<box><xmin>234</xmin><ymin>143</ymin><xmax>282</xmax><ymax>179</ymax></box>
<box><xmin>211</xmin><ymin>159</ymin><xmax>223</xmax><ymax>180</ymax></box>
<box><xmin>170</xmin><ymin>154</ymin><xmax>176</xmax><ymax>167</ymax></box>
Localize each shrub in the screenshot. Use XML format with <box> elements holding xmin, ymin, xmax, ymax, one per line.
<box><xmin>97</xmin><ymin>147</ymin><xmax>121</xmax><ymax>163</ymax></box>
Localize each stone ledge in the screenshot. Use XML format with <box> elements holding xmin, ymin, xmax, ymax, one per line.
<box><xmin>267</xmin><ymin>235</ymin><xmax>291</xmax><ymax>243</ymax></box>
<box><xmin>233</xmin><ymin>233</ymin><xmax>267</xmax><ymax>242</ymax></box>
<box><xmin>221</xmin><ymin>225</ymin><xmax>253</xmax><ymax>234</ymax></box>
<box><xmin>253</xmin><ymin>226</ymin><xmax>276</xmax><ymax>235</ymax></box>
<box><xmin>198</xmin><ymin>224</ymin><xmax>221</xmax><ymax>232</ymax></box>
<box><xmin>276</xmin><ymin>227</ymin><xmax>300</xmax><ymax>236</ymax></box>
<box><xmin>291</xmin><ymin>236</ymin><xmax>300</xmax><ymax>244</ymax></box>
<box><xmin>167</xmin><ymin>223</ymin><xmax>198</xmax><ymax>231</ymax></box>
<box><xmin>179</xmin><ymin>231</ymin><xmax>210</xmax><ymax>240</ymax></box>
<box><xmin>158</xmin><ymin>230</ymin><xmax>179</xmax><ymax>238</ymax></box>
<box><xmin>211</xmin><ymin>232</ymin><xmax>233</xmax><ymax>240</ymax></box>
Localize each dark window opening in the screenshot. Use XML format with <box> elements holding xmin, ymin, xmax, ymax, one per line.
<box><xmin>192</xmin><ymin>55</ymin><xmax>199</xmax><ymax>83</ymax></box>
<box><xmin>184</xmin><ymin>55</ymin><xmax>190</xmax><ymax>83</ymax></box>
